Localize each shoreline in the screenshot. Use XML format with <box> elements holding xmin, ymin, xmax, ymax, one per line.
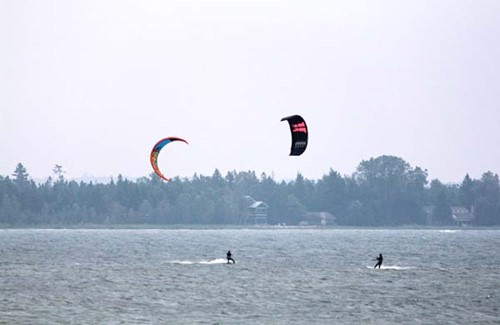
<box><xmin>1</xmin><ymin>224</ymin><xmax>499</xmax><ymax>230</ymax></box>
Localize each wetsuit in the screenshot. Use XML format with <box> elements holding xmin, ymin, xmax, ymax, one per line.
<box><xmin>374</xmin><ymin>254</ymin><xmax>383</xmax><ymax>269</ymax></box>
<box><xmin>227</xmin><ymin>251</ymin><xmax>235</xmax><ymax>264</ymax></box>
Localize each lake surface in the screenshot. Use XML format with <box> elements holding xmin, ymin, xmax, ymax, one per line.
<box><xmin>1</xmin><ymin>228</ymin><xmax>499</xmax><ymax>324</ymax></box>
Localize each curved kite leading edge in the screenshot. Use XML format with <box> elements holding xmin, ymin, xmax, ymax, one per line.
<box><xmin>281</xmin><ymin>115</ymin><xmax>308</xmax><ymax>156</ymax></box>
<box><xmin>150</xmin><ymin>137</ymin><xmax>189</xmax><ymax>181</ymax></box>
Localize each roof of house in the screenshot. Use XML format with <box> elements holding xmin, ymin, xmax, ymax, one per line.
<box><xmin>249</xmin><ymin>201</ymin><xmax>269</xmax><ymax>209</ymax></box>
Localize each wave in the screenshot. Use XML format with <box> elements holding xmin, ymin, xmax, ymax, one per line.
<box><xmin>170</xmin><ymin>258</ymin><xmax>231</xmax><ymax>265</ymax></box>
<box><xmin>367</xmin><ymin>265</ymin><xmax>413</xmax><ymax>270</ymax></box>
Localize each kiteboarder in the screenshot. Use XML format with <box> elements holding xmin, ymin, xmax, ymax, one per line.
<box><xmin>374</xmin><ymin>253</ymin><xmax>383</xmax><ymax>269</ymax></box>
<box><xmin>226</xmin><ymin>250</ymin><xmax>235</xmax><ymax>264</ymax></box>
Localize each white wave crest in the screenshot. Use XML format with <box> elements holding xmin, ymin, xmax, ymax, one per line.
<box><xmin>367</xmin><ymin>265</ymin><xmax>412</xmax><ymax>270</ymax></box>
<box><xmin>171</xmin><ymin>258</ymin><xmax>231</xmax><ymax>265</ymax></box>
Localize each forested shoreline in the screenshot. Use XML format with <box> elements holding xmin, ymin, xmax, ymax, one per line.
<box><xmin>1</xmin><ymin>155</ymin><xmax>499</xmax><ymax>227</ymax></box>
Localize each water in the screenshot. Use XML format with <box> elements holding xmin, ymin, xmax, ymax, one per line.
<box><xmin>1</xmin><ymin>228</ymin><xmax>499</xmax><ymax>324</ymax></box>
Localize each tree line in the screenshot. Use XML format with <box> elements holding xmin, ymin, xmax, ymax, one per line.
<box><xmin>1</xmin><ymin>155</ymin><xmax>499</xmax><ymax>226</ymax></box>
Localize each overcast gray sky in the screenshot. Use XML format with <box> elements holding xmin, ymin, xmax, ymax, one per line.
<box><xmin>1</xmin><ymin>0</ymin><xmax>499</xmax><ymax>183</ymax></box>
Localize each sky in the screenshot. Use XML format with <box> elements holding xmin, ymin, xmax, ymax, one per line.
<box><xmin>1</xmin><ymin>0</ymin><xmax>499</xmax><ymax>184</ymax></box>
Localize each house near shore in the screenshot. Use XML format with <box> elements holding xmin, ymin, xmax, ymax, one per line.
<box><xmin>243</xmin><ymin>196</ymin><xmax>269</xmax><ymax>225</ymax></box>
<box><xmin>424</xmin><ymin>205</ymin><xmax>475</xmax><ymax>226</ymax></box>
<box><xmin>451</xmin><ymin>206</ymin><xmax>475</xmax><ymax>227</ymax></box>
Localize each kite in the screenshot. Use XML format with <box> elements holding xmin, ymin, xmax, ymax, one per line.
<box><xmin>150</xmin><ymin>137</ymin><xmax>188</xmax><ymax>181</ymax></box>
<box><xmin>281</xmin><ymin>115</ymin><xmax>308</xmax><ymax>156</ymax></box>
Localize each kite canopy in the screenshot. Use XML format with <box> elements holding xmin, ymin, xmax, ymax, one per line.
<box><xmin>281</xmin><ymin>115</ymin><xmax>308</xmax><ymax>156</ymax></box>
<box><xmin>150</xmin><ymin>137</ymin><xmax>188</xmax><ymax>181</ymax></box>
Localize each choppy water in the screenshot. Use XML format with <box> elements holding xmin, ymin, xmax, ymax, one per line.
<box><xmin>1</xmin><ymin>228</ymin><xmax>499</xmax><ymax>324</ymax></box>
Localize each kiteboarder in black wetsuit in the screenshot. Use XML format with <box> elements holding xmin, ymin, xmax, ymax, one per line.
<box><xmin>374</xmin><ymin>253</ymin><xmax>383</xmax><ymax>269</ymax></box>
<box><xmin>227</xmin><ymin>250</ymin><xmax>235</xmax><ymax>264</ymax></box>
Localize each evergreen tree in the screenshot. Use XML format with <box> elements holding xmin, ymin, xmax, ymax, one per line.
<box><xmin>12</xmin><ymin>163</ymin><xmax>30</xmax><ymax>185</ymax></box>
<box><xmin>52</xmin><ymin>164</ymin><xmax>66</xmax><ymax>183</ymax></box>
<box><xmin>459</xmin><ymin>174</ymin><xmax>474</xmax><ymax>211</ymax></box>
<box><xmin>473</xmin><ymin>172</ymin><xmax>500</xmax><ymax>225</ymax></box>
